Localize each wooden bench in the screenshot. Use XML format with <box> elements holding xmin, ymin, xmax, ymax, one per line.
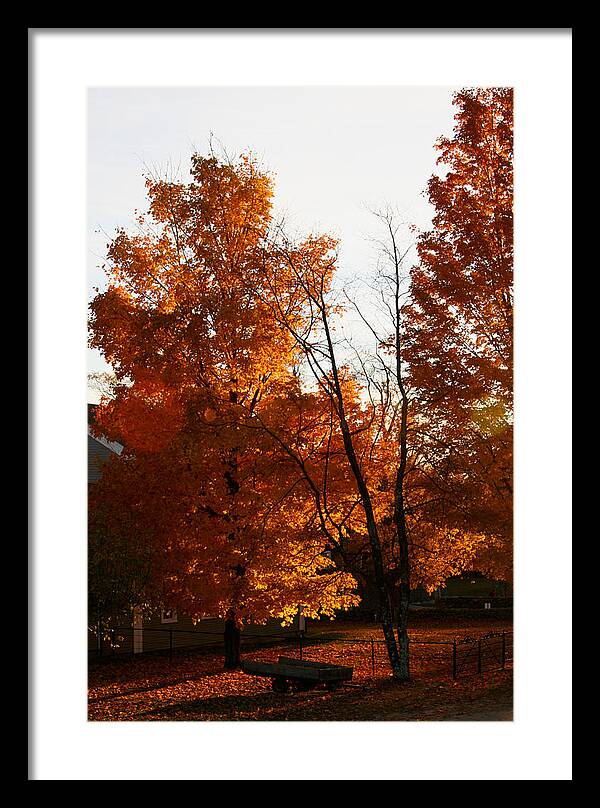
<box><xmin>242</xmin><ymin>656</ymin><xmax>353</xmax><ymax>693</ymax></box>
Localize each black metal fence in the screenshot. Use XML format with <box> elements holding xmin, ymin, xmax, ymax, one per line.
<box><xmin>292</xmin><ymin>634</ymin><xmax>448</xmax><ymax>679</ymax></box>
<box><xmin>90</xmin><ymin>624</ymin><xmax>297</xmax><ymax>659</ymax></box>
<box><xmin>90</xmin><ymin>624</ymin><xmax>512</xmax><ymax>681</ymax></box>
<box><xmin>297</xmin><ymin>633</ymin><xmax>512</xmax><ymax>680</ymax></box>
<box><xmin>452</xmin><ymin>630</ymin><xmax>513</xmax><ymax>679</ymax></box>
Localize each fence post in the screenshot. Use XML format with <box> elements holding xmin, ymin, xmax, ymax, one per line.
<box><xmin>501</xmin><ymin>631</ymin><xmax>506</xmax><ymax>669</ymax></box>
<box><xmin>452</xmin><ymin>640</ymin><xmax>457</xmax><ymax>680</ymax></box>
<box><xmin>169</xmin><ymin>629</ymin><xmax>173</xmax><ymax>663</ymax></box>
<box><xmin>371</xmin><ymin>639</ymin><xmax>375</xmax><ymax>677</ymax></box>
<box><xmin>477</xmin><ymin>639</ymin><xmax>482</xmax><ymax>674</ymax></box>
<box><xmin>299</xmin><ymin>631</ymin><xmax>303</xmax><ymax>660</ymax></box>
<box><xmin>131</xmin><ymin>625</ymin><xmax>135</xmax><ymax>658</ymax></box>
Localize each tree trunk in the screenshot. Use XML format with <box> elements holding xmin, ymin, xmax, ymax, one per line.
<box><xmin>364</xmin><ymin>512</ymin><xmax>403</xmax><ymax>679</ymax></box>
<box><xmin>224</xmin><ymin>614</ymin><xmax>241</xmax><ymax>669</ymax></box>
<box><xmin>393</xmin><ymin>420</ymin><xmax>411</xmax><ymax>682</ymax></box>
<box><xmin>379</xmin><ymin>595</ymin><xmax>403</xmax><ymax>678</ymax></box>
<box><xmin>397</xmin><ymin>596</ymin><xmax>410</xmax><ymax>681</ymax></box>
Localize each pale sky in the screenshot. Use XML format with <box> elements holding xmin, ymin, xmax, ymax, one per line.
<box><xmin>87</xmin><ymin>86</ymin><xmax>458</xmax><ymax>400</ymax></box>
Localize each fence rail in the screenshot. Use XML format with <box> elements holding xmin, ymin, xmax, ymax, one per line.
<box><xmin>90</xmin><ymin>624</ymin><xmax>296</xmax><ymax>659</ymax></box>
<box><xmin>452</xmin><ymin>631</ymin><xmax>514</xmax><ymax>678</ymax></box>
<box><xmin>90</xmin><ymin>623</ymin><xmax>512</xmax><ymax>681</ymax></box>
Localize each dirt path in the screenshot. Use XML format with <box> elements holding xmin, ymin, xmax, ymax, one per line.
<box><xmin>378</xmin><ymin>678</ymin><xmax>513</xmax><ymax>721</ymax></box>
<box><xmin>385</xmin><ymin>703</ymin><xmax>513</xmax><ymax>721</ymax></box>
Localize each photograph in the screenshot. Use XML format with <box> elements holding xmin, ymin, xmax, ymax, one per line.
<box><xmin>87</xmin><ymin>85</ymin><xmax>514</xmax><ymax>722</ymax></box>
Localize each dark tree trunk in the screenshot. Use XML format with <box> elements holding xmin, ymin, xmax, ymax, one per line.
<box><xmin>365</xmin><ymin>514</ymin><xmax>404</xmax><ymax>678</ymax></box>
<box><xmin>396</xmin><ymin>601</ymin><xmax>410</xmax><ymax>681</ymax></box>
<box><xmin>223</xmin><ymin>399</ymin><xmax>242</xmax><ymax>671</ymax></box>
<box><xmin>393</xmin><ymin>409</ymin><xmax>411</xmax><ymax>682</ymax></box>
<box><xmin>391</xmin><ymin>218</ymin><xmax>411</xmax><ymax>682</ymax></box>
<box><xmin>224</xmin><ymin>614</ymin><xmax>241</xmax><ymax>669</ymax></box>
<box><xmin>392</xmin><ymin>397</ymin><xmax>411</xmax><ymax>681</ymax></box>
<box><xmin>319</xmin><ymin>307</ymin><xmax>404</xmax><ymax>680</ymax></box>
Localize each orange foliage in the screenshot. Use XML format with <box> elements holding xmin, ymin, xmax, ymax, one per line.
<box><xmin>89</xmin><ymin>153</ymin><xmax>359</xmax><ymax>626</ymax></box>
<box><xmin>89</xmin><ymin>89</ymin><xmax>514</xmax><ymax>631</ymax></box>
<box><xmin>404</xmin><ymin>88</ymin><xmax>513</xmax><ymax>579</ymax></box>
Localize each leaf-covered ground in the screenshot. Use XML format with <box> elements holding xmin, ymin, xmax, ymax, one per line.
<box><xmin>88</xmin><ymin>618</ymin><xmax>513</xmax><ymax>721</ymax></box>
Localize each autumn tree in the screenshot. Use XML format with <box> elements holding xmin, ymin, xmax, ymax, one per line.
<box><xmin>89</xmin><ymin>152</ymin><xmax>358</xmax><ymax>667</ymax></box>
<box><xmin>250</xmin><ymin>228</ymin><xmax>414</xmax><ymax>679</ymax></box>
<box><xmin>260</xmin><ymin>216</ymin><xmax>493</xmax><ymax>682</ymax></box>
<box><xmin>405</xmin><ymin>87</ymin><xmax>513</xmax><ymax>579</ymax></box>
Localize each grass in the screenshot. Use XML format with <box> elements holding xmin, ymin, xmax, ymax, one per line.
<box><xmin>88</xmin><ymin>617</ymin><xmax>513</xmax><ymax>721</ymax></box>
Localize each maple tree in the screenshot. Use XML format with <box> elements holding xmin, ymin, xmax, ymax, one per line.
<box><xmin>259</xmin><ymin>225</ymin><xmax>483</xmax><ymax>681</ymax></box>
<box><xmin>89</xmin><ymin>152</ymin><xmax>358</xmax><ymax>666</ymax></box>
<box><xmin>404</xmin><ymin>87</ymin><xmax>513</xmax><ymax>580</ymax></box>
<box><xmin>253</xmin><ymin>228</ymin><xmax>415</xmax><ymax>679</ymax></box>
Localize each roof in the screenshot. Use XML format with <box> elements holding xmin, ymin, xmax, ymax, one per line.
<box><xmin>88</xmin><ymin>428</ymin><xmax>123</xmax><ymax>457</ymax></box>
